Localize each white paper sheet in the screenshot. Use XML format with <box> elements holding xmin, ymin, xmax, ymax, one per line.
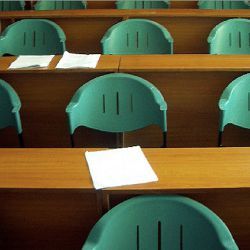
<box><xmin>9</xmin><ymin>55</ymin><xmax>54</xmax><ymax>69</ymax></box>
<box><xmin>85</xmin><ymin>146</ymin><xmax>158</xmax><ymax>189</ymax></box>
<box><xmin>56</xmin><ymin>51</ymin><xmax>100</xmax><ymax>69</ymax></box>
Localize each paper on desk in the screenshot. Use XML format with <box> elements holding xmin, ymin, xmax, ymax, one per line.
<box><xmin>56</xmin><ymin>51</ymin><xmax>100</xmax><ymax>69</ymax></box>
<box><xmin>85</xmin><ymin>146</ymin><xmax>158</xmax><ymax>189</ymax></box>
<box><xmin>9</xmin><ymin>55</ymin><xmax>54</xmax><ymax>69</ymax></box>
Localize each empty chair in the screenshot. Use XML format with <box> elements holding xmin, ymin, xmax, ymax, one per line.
<box><xmin>66</xmin><ymin>73</ymin><xmax>167</xmax><ymax>147</ymax></box>
<box><xmin>116</xmin><ymin>0</ymin><xmax>169</xmax><ymax>9</ymax></box>
<box><xmin>82</xmin><ymin>195</ymin><xmax>238</xmax><ymax>250</ymax></box>
<box><xmin>0</xmin><ymin>19</ymin><xmax>66</xmax><ymax>56</ymax></box>
<box><xmin>208</xmin><ymin>18</ymin><xmax>250</xmax><ymax>54</ymax></box>
<box><xmin>34</xmin><ymin>0</ymin><xmax>87</xmax><ymax>10</ymax></box>
<box><xmin>198</xmin><ymin>0</ymin><xmax>250</xmax><ymax>9</ymax></box>
<box><xmin>0</xmin><ymin>0</ymin><xmax>25</xmax><ymax>11</ymax></box>
<box><xmin>0</xmin><ymin>79</ymin><xmax>23</xmax><ymax>147</ymax></box>
<box><xmin>218</xmin><ymin>73</ymin><xmax>250</xmax><ymax>146</ymax></box>
<box><xmin>102</xmin><ymin>19</ymin><xmax>173</xmax><ymax>54</ymax></box>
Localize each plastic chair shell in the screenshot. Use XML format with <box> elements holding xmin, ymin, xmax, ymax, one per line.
<box><xmin>102</xmin><ymin>19</ymin><xmax>173</xmax><ymax>54</ymax></box>
<box><xmin>82</xmin><ymin>195</ymin><xmax>239</xmax><ymax>250</ymax></box>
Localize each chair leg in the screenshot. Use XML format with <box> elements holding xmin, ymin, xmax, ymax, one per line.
<box><xmin>116</xmin><ymin>132</ymin><xmax>124</xmax><ymax>148</ymax></box>
<box><xmin>70</xmin><ymin>134</ymin><xmax>75</xmax><ymax>148</ymax></box>
<box><xmin>18</xmin><ymin>133</ymin><xmax>24</xmax><ymax>148</ymax></box>
<box><xmin>218</xmin><ymin>131</ymin><xmax>223</xmax><ymax>147</ymax></box>
<box><xmin>162</xmin><ymin>131</ymin><xmax>167</xmax><ymax>148</ymax></box>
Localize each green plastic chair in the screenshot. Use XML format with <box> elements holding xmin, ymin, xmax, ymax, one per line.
<box><xmin>82</xmin><ymin>195</ymin><xmax>239</xmax><ymax>250</ymax></box>
<box><xmin>0</xmin><ymin>79</ymin><xmax>23</xmax><ymax>147</ymax></box>
<box><xmin>0</xmin><ymin>19</ymin><xmax>66</xmax><ymax>56</ymax></box>
<box><xmin>116</xmin><ymin>0</ymin><xmax>170</xmax><ymax>9</ymax></box>
<box><xmin>198</xmin><ymin>0</ymin><xmax>250</xmax><ymax>9</ymax></box>
<box><xmin>101</xmin><ymin>19</ymin><xmax>173</xmax><ymax>54</ymax></box>
<box><xmin>0</xmin><ymin>0</ymin><xmax>25</xmax><ymax>11</ymax></box>
<box><xmin>218</xmin><ymin>73</ymin><xmax>250</xmax><ymax>146</ymax></box>
<box><xmin>208</xmin><ymin>18</ymin><xmax>250</xmax><ymax>54</ymax></box>
<box><xmin>34</xmin><ymin>0</ymin><xmax>87</xmax><ymax>10</ymax></box>
<box><xmin>66</xmin><ymin>73</ymin><xmax>167</xmax><ymax>147</ymax></box>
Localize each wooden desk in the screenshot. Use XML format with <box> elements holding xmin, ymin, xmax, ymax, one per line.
<box><xmin>0</xmin><ymin>56</ymin><xmax>120</xmax><ymax>147</ymax></box>
<box><xmin>0</xmin><ymin>9</ymin><xmax>249</xmax><ymax>54</ymax></box>
<box><xmin>119</xmin><ymin>54</ymin><xmax>250</xmax><ymax>148</ymax></box>
<box><xmin>0</xmin><ymin>147</ymin><xmax>249</xmax><ymax>249</ymax></box>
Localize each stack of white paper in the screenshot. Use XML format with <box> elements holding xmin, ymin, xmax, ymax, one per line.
<box><xmin>85</xmin><ymin>146</ymin><xmax>158</xmax><ymax>189</ymax></box>
<box><xmin>9</xmin><ymin>55</ymin><xmax>54</xmax><ymax>69</ymax></box>
<box><xmin>56</xmin><ymin>51</ymin><xmax>100</xmax><ymax>69</ymax></box>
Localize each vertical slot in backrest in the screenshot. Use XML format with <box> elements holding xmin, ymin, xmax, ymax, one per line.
<box><xmin>102</xmin><ymin>94</ymin><xmax>106</xmax><ymax>113</ymax></box>
<box><xmin>54</xmin><ymin>1</ymin><xmax>57</xmax><ymax>9</ymax></box>
<box><xmin>180</xmin><ymin>224</ymin><xmax>183</xmax><ymax>250</ymax></box>
<box><xmin>137</xmin><ymin>225</ymin><xmax>140</xmax><ymax>250</ymax></box>
<box><xmin>127</xmin><ymin>33</ymin><xmax>129</xmax><ymax>47</ymax></box>
<box><xmin>229</xmin><ymin>33</ymin><xmax>232</xmax><ymax>47</ymax></box>
<box><xmin>116</xmin><ymin>92</ymin><xmax>119</xmax><ymax>115</ymax></box>
<box><xmin>158</xmin><ymin>221</ymin><xmax>162</xmax><ymax>250</ymax></box>
<box><xmin>62</xmin><ymin>1</ymin><xmax>65</xmax><ymax>9</ymax></box>
<box><xmin>239</xmin><ymin>31</ymin><xmax>242</xmax><ymax>48</ymax></box>
<box><xmin>33</xmin><ymin>31</ymin><xmax>36</xmax><ymax>47</ymax></box>
<box><xmin>136</xmin><ymin>32</ymin><xmax>139</xmax><ymax>48</ymax></box>
<box><xmin>23</xmin><ymin>32</ymin><xmax>26</xmax><ymax>46</ymax></box>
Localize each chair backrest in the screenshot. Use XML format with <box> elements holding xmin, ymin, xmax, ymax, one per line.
<box><xmin>0</xmin><ymin>79</ymin><xmax>22</xmax><ymax>133</ymax></box>
<box><xmin>34</xmin><ymin>0</ymin><xmax>87</xmax><ymax>10</ymax></box>
<box><xmin>116</xmin><ymin>0</ymin><xmax>169</xmax><ymax>9</ymax></box>
<box><xmin>82</xmin><ymin>195</ymin><xmax>239</xmax><ymax>250</ymax></box>
<box><xmin>0</xmin><ymin>1</ymin><xmax>25</xmax><ymax>11</ymax></box>
<box><xmin>198</xmin><ymin>0</ymin><xmax>249</xmax><ymax>9</ymax></box>
<box><xmin>208</xmin><ymin>18</ymin><xmax>250</xmax><ymax>54</ymax></box>
<box><xmin>101</xmin><ymin>19</ymin><xmax>173</xmax><ymax>54</ymax></box>
<box><xmin>219</xmin><ymin>73</ymin><xmax>250</xmax><ymax>131</ymax></box>
<box><xmin>66</xmin><ymin>73</ymin><xmax>167</xmax><ymax>135</ymax></box>
<box><xmin>0</xmin><ymin>19</ymin><xmax>66</xmax><ymax>56</ymax></box>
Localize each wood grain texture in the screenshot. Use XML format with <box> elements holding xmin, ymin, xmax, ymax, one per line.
<box><xmin>0</xmin><ymin>148</ymin><xmax>250</xmax><ymax>249</ymax></box>
<box><xmin>0</xmin><ymin>9</ymin><xmax>249</xmax><ymax>53</ymax></box>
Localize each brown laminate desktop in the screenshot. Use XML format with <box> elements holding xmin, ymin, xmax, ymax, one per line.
<box><xmin>0</xmin><ymin>9</ymin><xmax>249</xmax><ymax>54</ymax></box>
<box><xmin>0</xmin><ymin>147</ymin><xmax>249</xmax><ymax>249</ymax></box>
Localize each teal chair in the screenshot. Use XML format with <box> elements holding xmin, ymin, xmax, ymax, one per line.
<box><xmin>0</xmin><ymin>19</ymin><xmax>66</xmax><ymax>56</ymax></box>
<box><xmin>116</xmin><ymin>0</ymin><xmax>170</xmax><ymax>9</ymax></box>
<box><xmin>82</xmin><ymin>195</ymin><xmax>238</xmax><ymax>250</ymax></box>
<box><xmin>34</xmin><ymin>0</ymin><xmax>87</xmax><ymax>10</ymax></box>
<box><xmin>102</xmin><ymin>19</ymin><xmax>173</xmax><ymax>54</ymax></box>
<box><xmin>208</xmin><ymin>18</ymin><xmax>250</xmax><ymax>54</ymax></box>
<box><xmin>0</xmin><ymin>79</ymin><xmax>23</xmax><ymax>147</ymax></box>
<box><xmin>218</xmin><ymin>73</ymin><xmax>250</xmax><ymax>146</ymax></box>
<box><xmin>0</xmin><ymin>0</ymin><xmax>25</xmax><ymax>11</ymax></box>
<box><xmin>198</xmin><ymin>0</ymin><xmax>250</xmax><ymax>9</ymax></box>
<box><xmin>66</xmin><ymin>73</ymin><xmax>167</xmax><ymax>147</ymax></box>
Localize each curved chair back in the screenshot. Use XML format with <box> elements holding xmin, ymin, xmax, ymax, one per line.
<box><xmin>66</xmin><ymin>73</ymin><xmax>167</xmax><ymax>146</ymax></box>
<box><xmin>34</xmin><ymin>0</ymin><xmax>87</xmax><ymax>10</ymax></box>
<box><xmin>218</xmin><ymin>73</ymin><xmax>250</xmax><ymax>146</ymax></box>
<box><xmin>0</xmin><ymin>19</ymin><xmax>66</xmax><ymax>56</ymax></box>
<box><xmin>0</xmin><ymin>79</ymin><xmax>23</xmax><ymax>146</ymax></box>
<box><xmin>0</xmin><ymin>0</ymin><xmax>25</xmax><ymax>11</ymax></box>
<box><xmin>102</xmin><ymin>19</ymin><xmax>173</xmax><ymax>54</ymax></box>
<box><xmin>116</xmin><ymin>0</ymin><xmax>169</xmax><ymax>9</ymax></box>
<box><xmin>82</xmin><ymin>195</ymin><xmax>238</xmax><ymax>250</ymax></box>
<box><xmin>198</xmin><ymin>0</ymin><xmax>249</xmax><ymax>9</ymax></box>
<box><xmin>208</xmin><ymin>18</ymin><xmax>250</xmax><ymax>54</ymax></box>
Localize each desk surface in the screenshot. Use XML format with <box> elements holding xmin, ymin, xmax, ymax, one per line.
<box><xmin>119</xmin><ymin>54</ymin><xmax>250</xmax><ymax>72</ymax></box>
<box><xmin>0</xmin><ymin>9</ymin><xmax>250</xmax><ymax>18</ymax></box>
<box><xmin>1</xmin><ymin>147</ymin><xmax>250</xmax><ymax>191</ymax></box>
<box><xmin>0</xmin><ymin>55</ymin><xmax>120</xmax><ymax>73</ymax></box>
